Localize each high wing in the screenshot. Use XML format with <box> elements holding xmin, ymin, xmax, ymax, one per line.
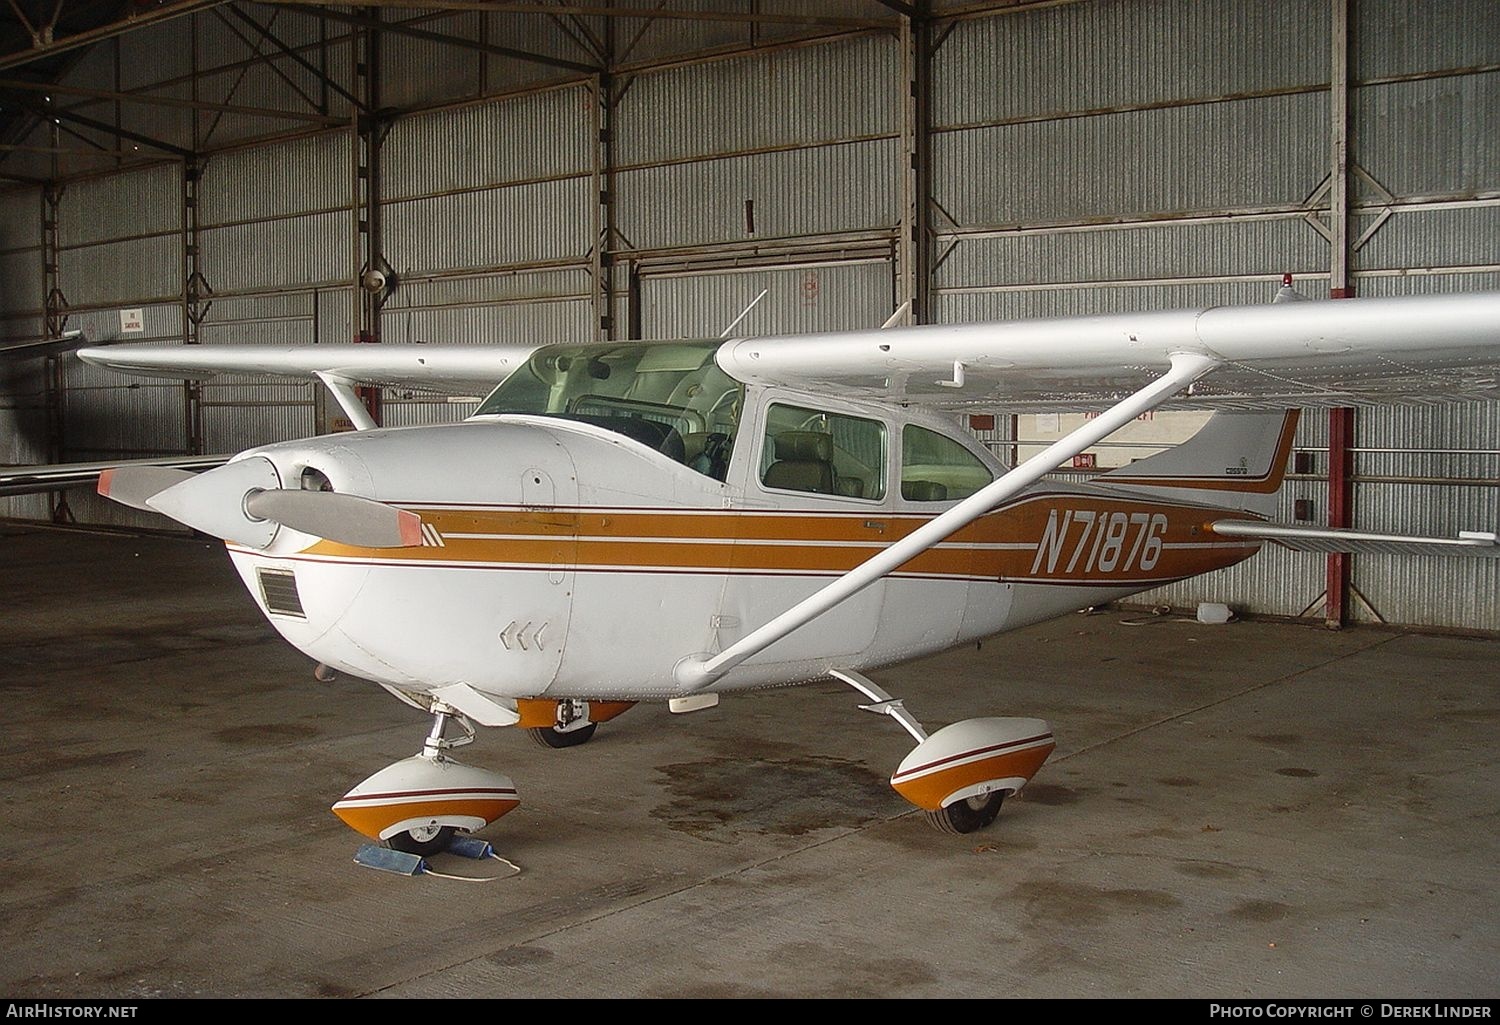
<box><xmin>676</xmin><ymin>290</ymin><xmax>1500</xmax><ymax>688</ymax></box>
<box><xmin>0</xmin><ymin>454</ymin><xmax>228</xmax><ymax>498</ymax></box>
<box><xmin>2</xmin><ymin>342</ymin><xmax>536</xmax><ymax>496</ymax></box>
<box><xmin>76</xmin><ymin>341</ymin><xmax>539</xmax><ymax>431</ymax></box>
<box><xmin>75</xmin><ymin>342</ymin><xmax>537</xmax><ymax>396</ymax></box>
<box><xmin>0</xmin><ymin>329</ymin><xmax>88</xmax><ymax>359</ymax></box>
<box><xmin>70</xmin><ymin>293</ymin><xmax>1500</xmax><ymax>409</ymax></box>
<box><xmin>715</xmin><ymin>291</ymin><xmax>1500</xmax><ymax>410</ymax></box>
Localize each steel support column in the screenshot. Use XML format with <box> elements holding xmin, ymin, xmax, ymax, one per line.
<box><xmin>1326</xmin><ymin>406</ymin><xmax>1355</xmax><ymax>628</ymax></box>
<box><xmin>898</xmin><ymin>3</ymin><xmax>932</xmax><ymax>324</ymax></box>
<box><xmin>1325</xmin><ymin>0</ymin><xmax>1354</xmax><ymax>628</ymax></box>
<box><xmin>41</xmin><ymin>178</ymin><xmax>69</xmax><ymax>521</ymax></box>
<box><xmin>592</xmin><ymin>72</ymin><xmax>616</xmax><ymax>340</ymax></box>
<box><xmin>180</xmin><ymin>18</ymin><xmax>207</xmax><ymax>456</ymax></box>
<box><xmin>352</xmin><ymin>8</ymin><xmax>386</xmax><ymax>426</ymax></box>
<box><xmin>182</xmin><ymin>158</ymin><xmax>210</xmax><ymax>453</ymax></box>
<box><xmin>593</xmin><ymin>18</ymin><xmax>617</xmax><ymax>340</ymax></box>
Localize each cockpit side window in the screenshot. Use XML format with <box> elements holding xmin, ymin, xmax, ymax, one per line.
<box><xmin>901</xmin><ymin>424</ymin><xmax>994</xmax><ymax>501</ymax></box>
<box><xmin>474</xmin><ymin>342</ymin><xmax>743</xmax><ymax>482</ymax></box>
<box><xmin>760</xmin><ymin>402</ymin><xmax>886</xmax><ymax>501</ymax></box>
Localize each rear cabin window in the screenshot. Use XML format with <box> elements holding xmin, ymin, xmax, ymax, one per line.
<box><xmin>760</xmin><ymin>403</ymin><xmax>886</xmax><ymax>500</ymax></box>
<box><xmin>901</xmin><ymin>424</ymin><xmax>993</xmax><ymax>502</ymax></box>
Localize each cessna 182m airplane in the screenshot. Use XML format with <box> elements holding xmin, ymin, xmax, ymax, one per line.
<box><xmin>10</xmin><ymin>286</ymin><xmax>1500</xmax><ymax>853</ymax></box>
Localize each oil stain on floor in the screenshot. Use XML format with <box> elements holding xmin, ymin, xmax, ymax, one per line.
<box><xmin>651</xmin><ymin>755</ymin><xmax>900</xmax><ymax>840</ymax></box>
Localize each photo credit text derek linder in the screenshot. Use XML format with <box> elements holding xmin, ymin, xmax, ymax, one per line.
<box><xmin>1210</xmin><ymin>1007</ymin><xmax>1493</xmax><ymax>1019</ymax></box>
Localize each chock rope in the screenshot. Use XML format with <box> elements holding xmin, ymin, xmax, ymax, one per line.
<box><xmin>422</xmin><ymin>852</ymin><xmax>522</xmax><ymax>884</ymax></box>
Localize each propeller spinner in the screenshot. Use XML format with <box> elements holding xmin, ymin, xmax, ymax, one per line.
<box><xmin>99</xmin><ymin>456</ymin><xmax>422</xmax><ymax>549</ymax></box>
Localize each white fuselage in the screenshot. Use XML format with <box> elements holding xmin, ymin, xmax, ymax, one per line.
<box><xmin>223</xmin><ymin>387</ymin><xmax>1258</xmax><ymax>702</ymax></box>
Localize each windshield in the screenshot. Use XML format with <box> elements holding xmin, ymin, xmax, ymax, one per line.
<box><xmin>473</xmin><ymin>341</ymin><xmax>744</xmax><ymax>481</ymax></box>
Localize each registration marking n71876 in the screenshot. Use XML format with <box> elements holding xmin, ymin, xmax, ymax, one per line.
<box><xmin>1030</xmin><ymin>509</ymin><xmax>1169</xmax><ymax>577</ymax></box>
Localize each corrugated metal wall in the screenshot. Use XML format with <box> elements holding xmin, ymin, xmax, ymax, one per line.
<box><xmin>614</xmin><ymin>34</ymin><xmax>899</xmax><ymax>253</ymax></box>
<box><xmin>1337</xmin><ymin>0</ymin><xmax>1498</xmax><ymax>630</ymax></box>
<box><xmin>194</xmin><ymin>130</ymin><xmax>351</xmax><ymax>452</ymax></box>
<box><xmin>930</xmin><ymin>0</ymin><xmax>1498</xmax><ymax>631</ymax></box>
<box><xmin>379</xmin><ymin>85</ymin><xmax>598</xmax><ymax>426</ymax></box>
<box><xmin>931</xmin><ymin>0</ymin><xmax>1333</xmax><ymax>322</ymax></box>
<box><xmin>640</xmin><ymin>260</ymin><xmax>895</xmax><ymax>339</ymax></box>
<box><xmin>2</xmin><ymin>1</ymin><xmax>1496</xmax><ymax>630</ymax></box>
<box><xmin>0</xmin><ymin>185</ymin><xmax>48</xmax><ymax>521</ymax></box>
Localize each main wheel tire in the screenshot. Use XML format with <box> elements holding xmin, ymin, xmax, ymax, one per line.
<box><xmin>924</xmin><ymin>792</ymin><xmax>1004</xmax><ymax>835</ymax></box>
<box><xmin>528</xmin><ymin>721</ymin><xmax>598</xmax><ymax>749</ymax></box>
<box><xmin>385</xmin><ymin>822</ymin><xmax>455</xmax><ymax>856</ymax></box>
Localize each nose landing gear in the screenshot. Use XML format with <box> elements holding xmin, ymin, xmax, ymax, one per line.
<box><xmin>332</xmin><ymin>701</ymin><xmax>521</xmax><ymax>855</ymax></box>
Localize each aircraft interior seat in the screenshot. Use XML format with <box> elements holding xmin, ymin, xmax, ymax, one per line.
<box><xmin>763</xmin><ymin>430</ymin><xmax>835</xmax><ymax>495</ymax></box>
<box><xmin>682</xmin><ymin>432</ymin><xmax>732</xmax><ymax>480</ymax></box>
<box><xmin>902</xmin><ymin>479</ymin><xmax>949</xmax><ymax>502</ymax></box>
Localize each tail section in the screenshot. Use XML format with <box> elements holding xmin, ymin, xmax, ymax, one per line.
<box><xmin>1096</xmin><ymin>410</ymin><xmax>1299</xmax><ymax>516</ymax></box>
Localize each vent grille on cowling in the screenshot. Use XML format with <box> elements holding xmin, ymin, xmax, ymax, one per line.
<box><xmin>257</xmin><ymin>568</ymin><xmax>306</xmax><ymax>618</ymax></box>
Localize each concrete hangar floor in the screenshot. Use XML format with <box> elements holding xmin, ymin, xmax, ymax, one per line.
<box><xmin>2</xmin><ymin>520</ymin><xmax>1496</xmax><ymax>999</ymax></box>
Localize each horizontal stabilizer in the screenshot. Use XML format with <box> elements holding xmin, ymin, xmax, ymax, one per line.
<box><xmin>1210</xmin><ymin>520</ymin><xmax>1500</xmax><ymax>558</ymax></box>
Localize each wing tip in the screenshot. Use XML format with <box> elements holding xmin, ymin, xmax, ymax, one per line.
<box><xmin>96</xmin><ymin>467</ymin><xmax>115</xmax><ymax>498</ymax></box>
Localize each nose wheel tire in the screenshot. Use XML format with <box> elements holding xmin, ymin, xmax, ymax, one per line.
<box><xmin>385</xmin><ymin>823</ymin><xmax>456</xmax><ymax>856</ymax></box>
<box><xmin>528</xmin><ymin>722</ymin><xmax>598</xmax><ymax>749</ymax></box>
<box><xmin>924</xmin><ymin>792</ymin><xmax>1004</xmax><ymax>835</ymax></box>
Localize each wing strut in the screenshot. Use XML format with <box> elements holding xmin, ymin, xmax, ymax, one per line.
<box><xmin>673</xmin><ymin>351</ymin><xmax>1221</xmax><ymax>692</ymax></box>
<box><xmin>315</xmin><ymin>372</ymin><xmax>379</xmax><ymax>431</ymax></box>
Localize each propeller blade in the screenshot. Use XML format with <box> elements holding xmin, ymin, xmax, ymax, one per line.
<box><xmin>244</xmin><ymin>489</ymin><xmax>423</xmax><ymax>549</ymax></box>
<box><xmin>134</xmin><ymin>455</ymin><xmax>420</xmax><ymax>549</ymax></box>
<box><xmin>146</xmin><ymin>456</ymin><xmax>284</xmax><ymax>548</ymax></box>
<box><xmin>97</xmin><ymin>466</ymin><xmax>197</xmax><ymax>511</ymax></box>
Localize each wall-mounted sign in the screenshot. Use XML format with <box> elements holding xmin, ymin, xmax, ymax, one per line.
<box><xmin>120</xmin><ymin>309</ymin><xmax>144</xmax><ymax>333</ymax></box>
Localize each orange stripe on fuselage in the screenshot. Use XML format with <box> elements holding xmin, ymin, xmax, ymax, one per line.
<box><xmin>291</xmin><ymin>493</ymin><xmax>1262</xmax><ymax>586</ymax></box>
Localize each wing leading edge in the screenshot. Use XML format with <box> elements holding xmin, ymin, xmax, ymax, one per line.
<box><xmin>75</xmin><ymin>342</ymin><xmax>537</xmax><ymax>397</ymax></box>
<box><xmin>715</xmin><ymin>291</ymin><xmax>1500</xmax><ymax>410</ymax></box>
<box><xmin>0</xmin><ymin>454</ymin><xmax>228</xmax><ymax>498</ymax></box>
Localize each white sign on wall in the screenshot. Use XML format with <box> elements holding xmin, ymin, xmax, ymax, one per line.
<box><xmin>120</xmin><ymin>308</ymin><xmax>144</xmax><ymax>333</ymax></box>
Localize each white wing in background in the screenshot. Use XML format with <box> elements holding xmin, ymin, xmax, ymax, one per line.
<box><xmin>75</xmin><ymin>342</ymin><xmax>536</xmax><ymax>396</ymax></box>
<box><xmin>715</xmin><ymin>291</ymin><xmax>1500</xmax><ymax>410</ymax></box>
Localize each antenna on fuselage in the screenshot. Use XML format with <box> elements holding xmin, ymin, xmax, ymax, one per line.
<box><xmin>720</xmin><ymin>289</ymin><xmax>769</xmax><ymax>338</ymax></box>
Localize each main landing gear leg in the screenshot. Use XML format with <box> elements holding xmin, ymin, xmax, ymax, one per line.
<box><xmin>829</xmin><ymin>669</ymin><xmax>1056</xmax><ymax>836</ymax></box>
<box><xmin>528</xmin><ymin>698</ymin><xmax>597</xmax><ymax>749</ymax></box>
